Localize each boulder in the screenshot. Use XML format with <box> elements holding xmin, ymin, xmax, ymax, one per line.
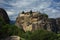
<box><xmin>5</xmin><ymin>36</ymin><xmax>20</xmax><ymax>40</ymax></box>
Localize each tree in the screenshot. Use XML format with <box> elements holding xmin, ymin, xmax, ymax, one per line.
<box><xmin>0</xmin><ymin>16</ymin><xmax>25</xmax><ymax>39</ymax></box>
<box><xmin>28</xmin><ymin>30</ymin><xmax>57</xmax><ymax>40</ymax></box>
<box><xmin>42</xmin><ymin>13</ymin><xmax>48</xmax><ymax>18</ymax></box>
<box><xmin>21</xmin><ymin>31</ymin><xmax>32</xmax><ymax>40</ymax></box>
<box><xmin>22</xmin><ymin>11</ymin><xmax>25</xmax><ymax>14</ymax></box>
<box><xmin>57</xmin><ymin>34</ymin><xmax>60</xmax><ymax>40</ymax></box>
<box><xmin>0</xmin><ymin>16</ymin><xmax>5</xmax><ymax>26</ymax></box>
<box><xmin>30</xmin><ymin>10</ymin><xmax>32</xmax><ymax>14</ymax></box>
<box><xmin>0</xmin><ymin>24</ymin><xmax>25</xmax><ymax>39</ymax></box>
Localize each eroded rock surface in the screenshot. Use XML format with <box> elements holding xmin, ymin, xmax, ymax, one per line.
<box><xmin>16</xmin><ymin>11</ymin><xmax>59</xmax><ymax>33</ymax></box>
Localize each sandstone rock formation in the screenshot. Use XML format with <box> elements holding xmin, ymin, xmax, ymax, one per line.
<box><xmin>16</xmin><ymin>11</ymin><xmax>59</xmax><ymax>33</ymax></box>
<box><xmin>16</xmin><ymin>11</ymin><xmax>48</xmax><ymax>32</ymax></box>
<box><xmin>0</xmin><ymin>8</ymin><xmax>10</xmax><ymax>24</ymax></box>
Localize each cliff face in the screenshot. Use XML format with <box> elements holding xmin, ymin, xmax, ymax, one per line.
<box><xmin>56</xmin><ymin>18</ymin><xmax>60</xmax><ymax>33</ymax></box>
<box><xmin>16</xmin><ymin>11</ymin><xmax>59</xmax><ymax>33</ymax></box>
<box><xmin>0</xmin><ymin>8</ymin><xmax>10</xmax><ymax>24</ymax></box>
<box><xmin>47</xmin><ymin>18</ymin><xmax>57</xmax><ymax>32</ymax></box>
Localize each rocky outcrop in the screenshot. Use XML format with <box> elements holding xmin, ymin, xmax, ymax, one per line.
<box><xmin>16</xmin><ymin>11</ymin><xmax>48</xmax><ymax>32</ymax></box>
<box><xmin>0</xmin><ymin>8</ymin><xmax>10</xmax><ymax>24</ymax></box>
<box><xmin>15</xmin><ymin>11</ymin><xmax>59</xmax><ymax>33</ymax></box>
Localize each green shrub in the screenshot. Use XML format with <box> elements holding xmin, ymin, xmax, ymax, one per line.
<box><xmin>42</xmin><ymin>13</ymin><xmax>48</xmax><ymax>18</ymax></box>
<box><xmin>28</xmin><ymin>30</ymin><xmax>57</xmax><ymax>40</ymax></box>
<box><xmin>0</xmin><ymin>24</ymin><xmax>25</xmax><ymax>39</ymax></box>
<box><xmin>0</xmin><ymin>16</ymin><xmax>6</xmax><ymax>25</ymax></box>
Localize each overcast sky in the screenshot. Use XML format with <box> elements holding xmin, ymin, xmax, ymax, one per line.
<box><xmin>0</xmin><ymin>0</ymin><xmax>60</xmax><ymax>20</ymax></box>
